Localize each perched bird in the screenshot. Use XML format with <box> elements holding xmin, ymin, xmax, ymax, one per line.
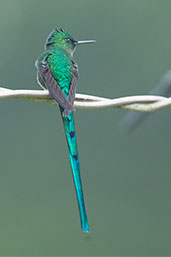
<box><xmin>35</xmin><ymin>28</ymin><xmax>95</xmax><ymax>232</ymax></box>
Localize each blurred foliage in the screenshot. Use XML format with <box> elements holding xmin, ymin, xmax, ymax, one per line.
<box><xmin>0</xmin><ymin>0</ymin><xmax>171</xmax><ymax>255</ymax></box>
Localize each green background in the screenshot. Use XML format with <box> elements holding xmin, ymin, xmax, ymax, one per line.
<box><xmin>0</xmin><ymin>0</ymin><xmax>171</xmax><ymax>255</ymax></box>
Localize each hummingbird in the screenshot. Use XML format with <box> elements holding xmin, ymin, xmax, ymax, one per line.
<box><xmin>35</xmin><ymin>28</ymin><xmax>96</xmax><ymax>232</ymax></box>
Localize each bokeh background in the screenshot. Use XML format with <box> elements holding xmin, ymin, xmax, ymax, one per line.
<box><xmin>0</xmin><ymin>0</ymin><xmax>171</xmax><ymax>255</ymax></box>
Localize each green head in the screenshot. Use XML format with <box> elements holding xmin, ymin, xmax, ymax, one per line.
<box><xmin>45</xmin><ymin>28</ymin><xmax>96</xmax><ymax>55</ymax></box>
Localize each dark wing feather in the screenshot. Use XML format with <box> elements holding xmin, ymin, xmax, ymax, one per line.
<box><xmin>67</xmin><ymin>61</ymin><xmax>79</xmax><ymax>105</ymax></box>
<box><xmin>39</xmin><ymin>57</ymin><xmax>74</xmax><ymax>114</ymax></box>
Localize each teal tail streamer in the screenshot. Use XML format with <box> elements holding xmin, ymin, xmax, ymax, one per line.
<box><xmin>59</xmin><ymin>107</ymin><xmax>89</xmax><ymax>232</ymax></box>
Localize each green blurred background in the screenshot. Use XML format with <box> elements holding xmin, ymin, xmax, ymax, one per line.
<box><xmin>0</xmin><ymin>0</ymin><xmax>171</xmax><ymax>255</ymax></box>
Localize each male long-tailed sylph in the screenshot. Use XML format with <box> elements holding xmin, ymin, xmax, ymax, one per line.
<box><xmin>35</xmin><ymin>28</ymin><xmax>95</xmax><ymax>232</ymax></box>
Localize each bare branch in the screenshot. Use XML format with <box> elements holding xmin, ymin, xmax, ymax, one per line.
<box><xmin>120</xmin><ymin>69</ymin><xmax>171</xmax><ymax>133</ymax></box>
<box><xmin>0</xmin><ymin>86</ymin><xmax>170</xmax><ymax>112</ymax></box>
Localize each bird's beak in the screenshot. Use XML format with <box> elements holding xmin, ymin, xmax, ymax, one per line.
<box><xmin>75</xmin><ymin>40</ymin><xmax>96</xmax><ymax>45</ymax></box>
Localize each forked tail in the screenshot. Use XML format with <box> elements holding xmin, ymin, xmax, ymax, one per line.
<box><xmin>59</xmin><ymin>107</ymin><xmax>89</xmax><ymax>232</ymax></box>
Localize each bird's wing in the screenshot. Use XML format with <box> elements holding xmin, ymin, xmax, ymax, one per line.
<box><xmin>67</xmin><ymin>61</ymin><xmax>79</xmax><ymax>105</ymax></box>
<box><xmin>38</xmin><ymin>54</ymin><xmax>74</xmax><ymax>114</ymax></box>
<box><xmin>62</xmin><ymin>61</ymin><xmax>79</xmax><ymax>117</ymax></box>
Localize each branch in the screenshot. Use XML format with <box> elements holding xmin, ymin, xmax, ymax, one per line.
<box><xmin>120</xmin><ymin>69</ymin><xmax>171</xmax><ymax>133</ymax></box>
<box><xmin>0</xmin><ymin>86</ymin><xmax>170</xmax><ymax>112</ymax></box>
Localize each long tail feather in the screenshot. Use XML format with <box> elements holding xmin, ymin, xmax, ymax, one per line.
<box><xmin>59</xmin><ymin>107</ymin><xmax>89</xmax><ymax>232</ymax></box>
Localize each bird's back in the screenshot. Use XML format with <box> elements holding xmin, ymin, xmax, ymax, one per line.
<box><xmin>47</xmin><ymin>48</ymin><xmax>74</xmax><ymax>96</ymax></box>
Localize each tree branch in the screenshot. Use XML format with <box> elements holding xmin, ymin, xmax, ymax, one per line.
<box><xmin>119</xmin><ymin>69</ymin><xmax>171</xmax><ymax>133</ymax></box>
<box><xmin>0</xmin><ymin>86</ymin><xmax>170</xmax><ymax>112</ymax></box>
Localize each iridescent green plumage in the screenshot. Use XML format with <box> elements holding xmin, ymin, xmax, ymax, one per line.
<box><xmin>36</xmin><ymin>28</ymin><xmax>95</xmax><ymax>232</ymax></box>
<box><xmin>60</xmin><ymin>109</ymin><xmax>89</xmax><ymax>232</ymax></box>
<box><xmin>47</xmin><ymin>49</ymin><xmax>73</xmax><ymax>95</ymax></box>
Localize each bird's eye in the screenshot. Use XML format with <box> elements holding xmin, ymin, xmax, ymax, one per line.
<box><xmin>65</xmin><ymin>38</ymin><xmax>71</xmax><ymax>43</ymax></box>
